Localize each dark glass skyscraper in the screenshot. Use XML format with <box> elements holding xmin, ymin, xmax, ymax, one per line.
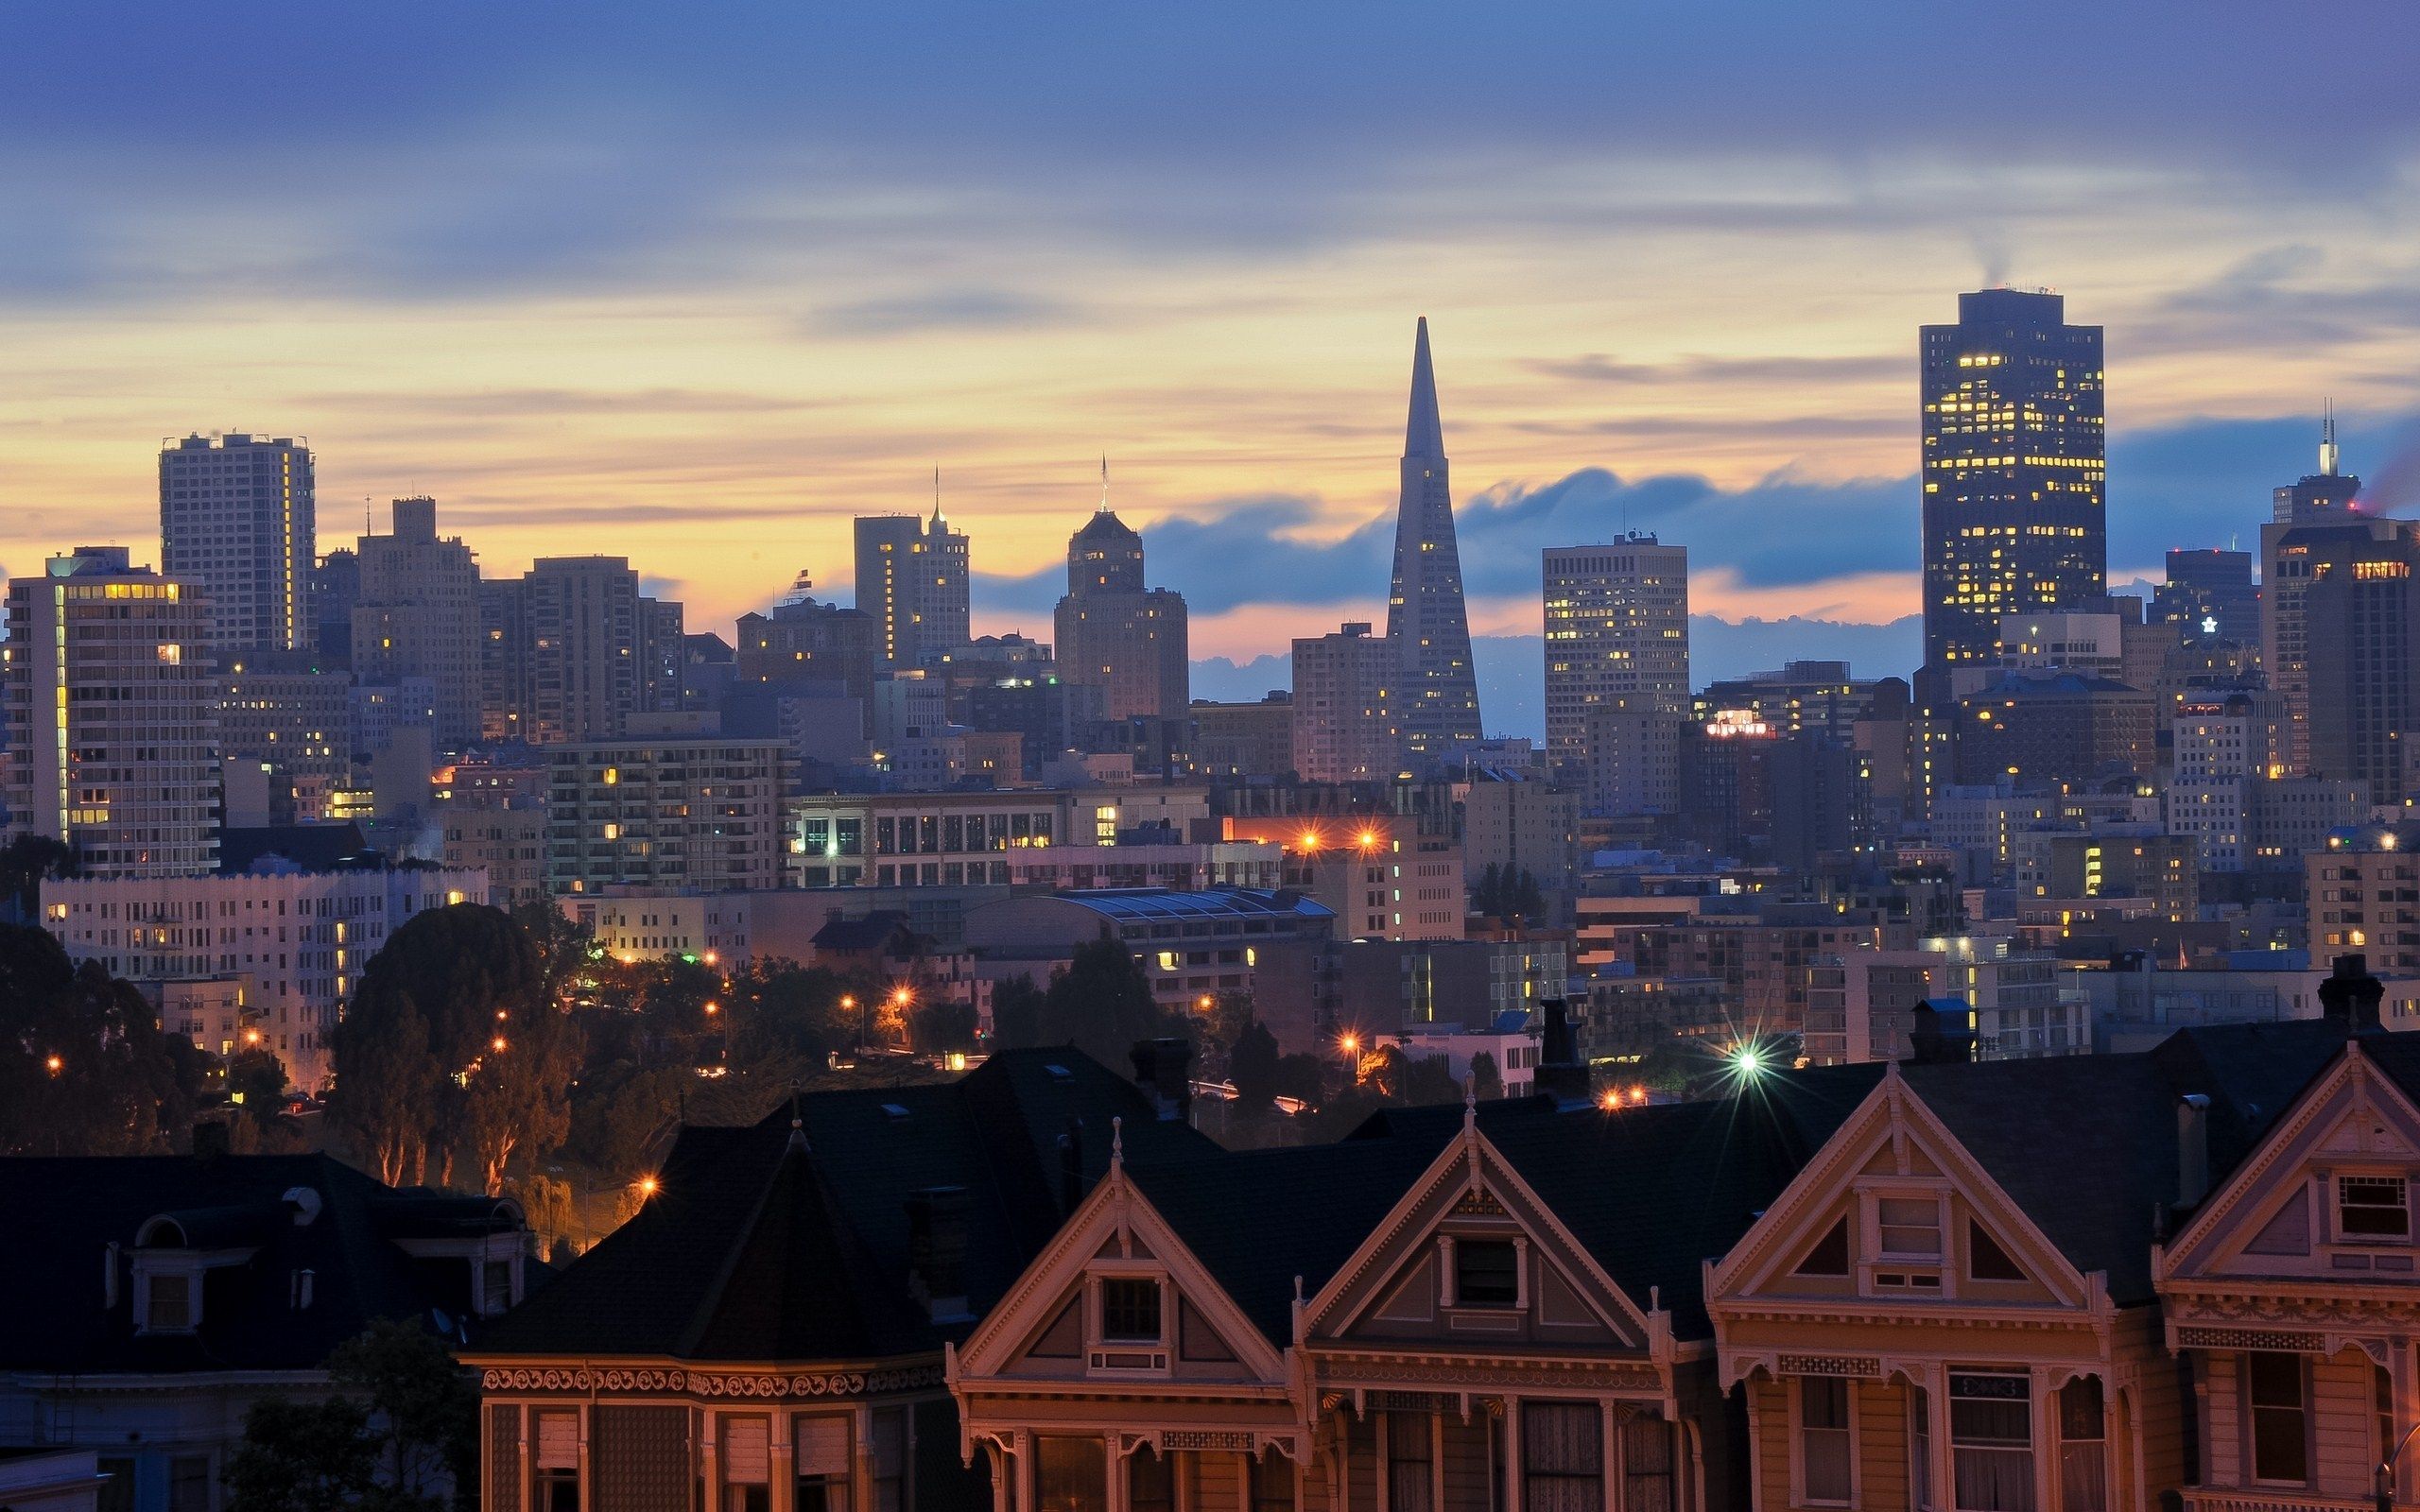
<box><xmin>1386</xmin><ymin>318</ymin><xmax>1483</xmax><ymax>771</ymax></box>
<box><xmin>1919</xmin><ymin>289</ymin><xmax>2105</xmax><ymax>668</ymax></box>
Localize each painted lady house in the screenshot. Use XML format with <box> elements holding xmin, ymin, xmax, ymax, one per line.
<box><xmin>1708</xmin><ymin>1016</ymin><xmax>2344</xmax><ymax>1512</ymax></box>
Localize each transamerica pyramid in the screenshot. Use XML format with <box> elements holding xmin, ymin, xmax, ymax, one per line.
<box><xmin>1384</xmin><ymin>317</ymin><xmax>1483</xmax><ymax>771</ymax></box>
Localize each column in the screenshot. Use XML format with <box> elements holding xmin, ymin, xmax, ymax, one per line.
<box><xmin>854</xmin><ymin>1404</ymin><xmax>874</xmax><ymax>1512</ymax></box>
<box><xmin>1016</xmin><ymin>1430</ymin><xmax>1036</xmax><ymax>1512</ymax></box>
<box><xmin>2031</xmin><ymin>1368</ymin><xmax>2055</xmax><ymax>1512</ymax></box>
<box><xmin>1503</xmin><ymin>1400</ymin><xmax>1523</xmax><ymax>1512</ymax></box>
<box><xmin>579</xmin><ymin>1402</ymin><xmax>594</xmax><ymax>1512</ymax></box>
<box><xmin>701</xmin><ymin>1410</ymin><xmax>721</xmax><ymax>1512</ymax></box>
<box><xmin>1105</xmin><ymin>1434</ymin><xmax>1126</xmax><ymax>1512</ymax></box>
<box><xmin>989</xmin><ymin>1443</ymin><xmax>1011</xmax><ymax>1512</ymax></box>
<box><xmin>1601</xmin><ymin>1400</ymin><xmax>1619</xmax><ymax>1512</ymax></box>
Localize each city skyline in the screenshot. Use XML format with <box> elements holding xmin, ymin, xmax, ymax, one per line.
<box><xmin>1</xmin><ymin>6</ymin><xmax>2416</xmax><ymax>672</ymax></box>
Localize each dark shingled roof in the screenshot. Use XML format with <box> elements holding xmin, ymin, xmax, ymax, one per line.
<box><xmin>0</xmin><ymin>1153</ymin><xmax>524</xmax><ymax>1375</ymax></box>
<box><xmin>477</xmin><ymin>1049</ymin><xmax>1216</xmax><ymax>1362</ymax></box>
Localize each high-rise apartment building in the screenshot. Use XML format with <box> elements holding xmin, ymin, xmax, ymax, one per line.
<box><xmin>545</xmin><ymin>738</ymin><xmax>788</xmax><ymax>895</ymax></box>
<box><xmin>352</xmin><ymin>496</ymin><xmax>482</xmax><ymax>747</ymax></box>
<box><xmin>2309</xmin><ymin>827</ymin><xmax>2420</xmax><ymax>977</ymax></box>
<box><xmin>160</xmin><ymin>432</ymin><xmax>316</xmax><ymax>656</ymax></box>
<box><xmin>1291</xmin><ymin>622</ymin><xmax>1398</xmax><ymax>783</ymax></box>
<box><xmin>854</xmin><ymin>507</ymin><xmax>970</xmax><ymax>671</ymax></box>
<box><xmin>217</xmin><ymin>650</ymin><xmax>353</xmax><ymax>824</ymax></box>
<box><xmin>1542</xmin><ymin>536</ymin><xmax>1689</xmax><ymax>782</ymax></box>
<box><xmin>499</xmin><ymin>557</ymin><xmax>680</xmax><ymax>745</ymax></box>
<box><xmin>1053</xmin><ymin>502</ymin><xmax>1189</xmax><ymax>722</ymax></box>
<box><xmin>2165</xmin><ymin>691</ymin><xmax>2290</xmax><ymax>873</ymax></box>
<box><xmin>2</xmin><ymin>548</ymin><xmax>217</xmax><ymax>877</ymax></box>
<box><xmin>2262</xmin><ymin>420</ymin><xmax>2369</xmax><ymax>772</ymax></box>
<box><xmin>1386</xmin><ymin>318</ymin><xmax>1483</xmax><ymax>770</ymax></box>
<box><xmin>735</xmin><ymin>573</ymin><xmax>881</xmax><ymax>699</ymax></box>
<box><xmin>477</xmin><ymin>577</ymin><xmax>530</xmax><ymax>744</ymax></box>
<box><xmin>1919</xmin><ymin>289</ymin><xmax>2105</xmax><ymax>667</ymax></box>
<box><xmin>311</xmin><ymin>547</ymin><xmax>359</xmax><ymax>666</ymax></box>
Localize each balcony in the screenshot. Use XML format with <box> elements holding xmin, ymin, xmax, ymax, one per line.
<box><xmin>2183</xmin><ymin>1488</ymin><xmax>2384</xmax><ymax>1512</ymax></box>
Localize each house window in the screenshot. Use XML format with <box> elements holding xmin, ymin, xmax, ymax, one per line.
<box><xmin>1036</xmin><ymin>1437</ymin><xmax>1106</xmax><ymax>1512</ymax></box>
<box><xmin>1879</xmin><ymin>1196</ymin><xmax>1945</xmax><ymax>1259</ymax></box>
<box><xmin>2057</xmin><ymin>1377</ymin><xmax>2106</xmax><ymax>1512</ymax></box>
<box><xmin>1911</xmin><ymin>1386</ymin><xmax>1934</xmax><ymax>1512</ymax></box>
<box><xmin>1252</xmin><ymin>1451</ymin><xmax>1297</xmax><ymax>1512</ymax></box>
<box><xmin>1521</xmin><ymin>1401</ymin><xmax>1603</xmax><ymax>1511</ymax></box>
<box><xmin>97</xmin><ymin>1457</ymin><xmax>134</xmax><ymax>1512</ymax></box>
<box><xmin>1130</xmin><ymin>1448</ymin><xmax>1175</xmax><ymax>1512</ymax></box>
<box><xmin>481</xmin><ymin>1258</ymin><xmax>513</xmax><ymax>1315</ymax></box>
<box><xmin>1100</xmin><ymin>1278</ymin><xmax>1162</xmax><ymax>1341</ymax></box>
<box><xmin>722</xmin><ymin>1417</ymin><xmax>772</xmax><ymax>1512</ymax></box>
<box><xmin>1797</xmin><ymin>1378</ymin><xmax>1854</xmax><ymax>1505</ymax></box>
<box><xmin>1456</xmin><ymin>1239</ymin><xmax>1520</xmax><ymax>1306</ymax></box>
<box><xmin>2248</xmin><ymin>1352</ymin><xmax>2310</xmax><ymax>1485</ymax></box>
<box><xmin>147</xmin><ymin>1273</ymin><xmax>194</xmax><ymax>1331</ymax></box>
<box><xmin>1949</xmin><ymin>1373</ymin><xmax>2033</xmax><ymax>1512</ymax></box>
<box><xmin>167</xmin><ymin>1455</ymin><xmax>211</xmax><ymax>1512</ymax></box>
<box><xmin>1386</xmin><ymin>1412</ymin><xmax>1433</xmax><ymax>1512</ymax></box>
<box><xmin>870</xmin><ymin>1406</ymin><xmax>908</xmax><ymax>1512</ymax></box>
<box><xmin>794</xmin><ymin>1416</ymin><xmax>851</xmax><ymax>1512</ymax></box>
<box><xmin>1624</xmin><ymin>1416</ymin><xmax>1677</xmax><ymax>1512</ymax></box>
<box><xmin>533</xmin><ymin>1410</ymin><xmax>581</xmax><ymax>1512</ymax></box>
<box><xmin>2339</xmin><ymin>1176</ymin><xmax>2410</xmax><ymax>1239</ymax></box>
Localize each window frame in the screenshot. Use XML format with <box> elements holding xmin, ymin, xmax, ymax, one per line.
<box><xmin>2337</xmin><ymin>1173</ymin><xmax>2411</xmax><ymax>1243</ymax></box>
<box><xmin>2246</xmin><ymin>1351</ymin><xmax>2312</xmax><ymax>1487</ymax></box>
<box><xmin>1098</xmin><ymin>1276</ymin><xmax>1165</xmax><ymax>1344</ymax></box>
<box><xmin>1946</xmin><ymin>1371</ymin><xmax>2034</xmax><ymax>1512</ymax></box>
<box><xmin>1453</xmin><ymin>1237</ymin><xmax>1522</xmax><ymax>1309</ymax></box>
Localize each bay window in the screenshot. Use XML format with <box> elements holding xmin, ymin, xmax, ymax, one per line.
<box><xmin>1129</xmin><ymin>1448</ymin><xmax>1174</xmax><ymax>1512</ymax></box>
<box><xmin>2248</xmin><ymin>1352</ymin><xmax>2310</xmax><ymax>1485</ymax></box>
<box><xmin>532</xmin><ymin>1410</ymin><xmax>580</xmax><ymax>1512</ymax></box>
<box><xmin>2056</xmin><ymin>1377</ymin><xmax>2105</xmax><ymax>1512</ymax></box>
<box><xmin>1623</xmin><ymin>1416</ymin><xmax>1677</xmax><ymax>1512</ymax></box>
<box><xmin>2340</xmin><ymin>1175</ymin><xmax>2410</xmax><ymax>1240</ymax></box>
<box><xmin>1386</xmin><ymin>1411</ymin><xmax>1434</xmax><ymax>1512</ymax></box>
<box><xmin>1949</xmin><ymin>1373</ymin><xmax>2032</xmax><ymax>1512</ymax></box>
<box><xmin>1036</xmin><ymin>1437</ymin><xmax>1107</xmax><ymax>1512</ymax></box>
<box><xmin>722</xmin><ymin>1417</ymin><xmax>771</xmax><ymax>1512</ymax></box>
<box><xmin>793</xmin><ymin>1416</ymin><xmax>851</xmax><ymax>1512</ymax></box>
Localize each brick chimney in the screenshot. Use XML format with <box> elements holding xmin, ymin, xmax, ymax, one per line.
<box><xmin>2320</xmin><ymin>954</ymin><xmax>2384</xmax><ymax>1033</ymax></box>
<box><xmin>1130</xmin><ymin>1037</ymin><xmax>1194</xmax><ymax>1122</ymax></box>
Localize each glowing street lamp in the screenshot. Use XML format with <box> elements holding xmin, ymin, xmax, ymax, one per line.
<box><xmin>637</xmin><ymin>1175</ymin><xmax>659</xmax><ymax>1198</ymax></box>
<box><xmin>491</xmin><ymin>1036</ymin><xmax>509</xmax><ymax>1054</ymax></box>
<box><xmin>44</xmin><ymin>1054</ymin><xmax>62</xmax><ymax>1075</ymax></box>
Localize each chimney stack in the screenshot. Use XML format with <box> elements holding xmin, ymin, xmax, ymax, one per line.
<box><xmin>905</xmin><ymin>1186</ymin><xmax>972</xmax><ymax>1323</ymax></box>
<box><xmin>1531</xmin><ymin>999</ymin><xmax>1590</xmax><ymax>1106</ymax></box>
<box><xmin>1906</xmin><ymin>999</ymin><xmax>1979</xmax><ymax>1065</ymax></box>
<box><xmin>2321</xmin><ymin>954</ymin><xmax>2384</xmax><ymax>1033</ymax></box>
<box><xmin>2177</xmin><ymin>1093</ymin><xmax>2212</xmax><ymax>1209</ymax></box>
<box><xmin>1130</xmin><ymin>1038</ymin><xmax>1195</xmax><ymax>1123</ymax></box>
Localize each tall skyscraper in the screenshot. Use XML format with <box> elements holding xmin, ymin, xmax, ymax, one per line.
<box><xmin>3</xmin><ymin>548</ymin><xmax>217</xmax><ymax>877</ymax></box>
<box><xmin>1385</xmin><ymin>318</ymin><xmax>1483</xmax><ymax>769</ymax></box>
<box><xmin>1541</xmin><ymin>536</ymin><xmax>1689</xmax><ymax>784</ymax></box>
<box><xmin>1290</xmin><ymin>622</ymin><xmax>1397</xmax><ymax>782</ymax></box>
<box><xmin>527</xmin><ymin>556</ymin><xmax>644</xmax><ymax>744</ymax></box>
<box><xmin>1919</xmin><ymin>290</ymin><xmax>2105</xmax><ymax>668</ymax></box>
<box><xmin>353</xmin><ymin>496</ymin><xmax>482</xmax><ymax>747</ymax></box>
<box><xmin>2302</xmin><ymin>518</ymin><xmax>2420</xmax><ymax>802</ymax></box>
<box><xmin>1054</xmin><ymin>473</ymin><xmax>1189</xmax><ymax>722</ymax></box>
<box><xmin>2261</xmin><ymin>416</ymin><xmax>2366</xmax><ymax>771</ymax></box>
<box><xmin>2153</xmin><ymin>548</ymin><xmax>2259</xmax><ymax>646</ymax></box>
<box><xmin>160</xmin><ymin>432</ymin><xmax>316</xmax><ymax>657</ymax></box>
<box><xmin>855</xmin><ymin>503</ymin><xmax>971</xmax><ymax>670</ymax></box>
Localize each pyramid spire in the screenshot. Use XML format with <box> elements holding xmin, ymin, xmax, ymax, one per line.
<box><xmin>930</xmin><ymin>465</ymin><xmax>945</xmax><ymax>528</ymax></box>
<box><xmin>1406</xmin><ymin>316</ymin><xmax>1444</xmax><ymax>457</ymax></box>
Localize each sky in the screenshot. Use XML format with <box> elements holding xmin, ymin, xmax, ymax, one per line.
<box><xmin>3</xmin><ymin>1</ymin><xmax>2417</xmax><ymax>733</ymax></box>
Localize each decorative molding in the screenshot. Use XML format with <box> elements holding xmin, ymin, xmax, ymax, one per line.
<box><xmin>2173</xmin><ymin>1326</ymin><xmax>2326</xmax><ymax>1353</ymax></box>
<box><xmin>479</xmin><ymin>1366</ymin><xmax>943</xmax><ymax>1398</ymax></box>
<box><xmin>1450</xmin><ymin>1190</ymin><xmax>1508</xmax><ymax>1218</ymax></box>
<box><xmin>1315</xmin><ymin>1360</ymin><xmax>1661</xmax><ymax>1392</ymax></box>
<box><xmin>1774</xmin><ymin>1354</ymin><xmax>1882</xmax><ymax>1379</ymax></box>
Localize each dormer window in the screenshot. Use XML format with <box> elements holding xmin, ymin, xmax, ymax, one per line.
<box><xmin>2339</xmin><ymin>1176</ymin><xmax>2410</xmax><ymax>1240</ymax></box>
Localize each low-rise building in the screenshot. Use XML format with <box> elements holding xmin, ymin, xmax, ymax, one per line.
<box><xmin>546</xmin><ymin>737</ymin><xmax>786</xmax><ymax>895</ymax></box>
<box><xmin>1802</xmin><ymin>936</ymin><xmax>2082</xmax><ymax>1064</ymax></box>
<box><xmin>1334</xmin><ymin>936</ymin><xmax>1569</xmax><ymax>1037</ymax></box>
<box><xmin>441</xmin><ymin>804</ymin><xmax>549</xmax><ymax>908</ymax></box>
<box><xmin>786</xmin><ymin>787</ymin><xmax>1215</xmax><ymax>889</ymax></box>
<box><xmin>41</xmin><ymin>863</ymin><xmax>487</xmax><ymax>1091</ymax></box>
<box><xmin>962</xmin><ymin>886</ymin><xmax>1338</xmax><ymax>1022</ymax></box>
<box><xmin>2308</xmin><ymin>825</ymin><xmax>2420</xmax><ymax>976</ymax></box>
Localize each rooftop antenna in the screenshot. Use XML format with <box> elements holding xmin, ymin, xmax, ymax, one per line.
<box><xmin>1098</xmin><ymin>454</ymin><xmax>1111</xmax><ymax>514</ymax></box>
<box><xmin>2321</xmin><ymin>400</ymin><xmax>2340</xmax><ymax>477</ymax></box>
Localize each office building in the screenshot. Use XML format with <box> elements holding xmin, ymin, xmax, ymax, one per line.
<box><xmin>159</xmin><ymin>431</ymin><xmax>315</xmax><ymax>655</ymax></box>
<box><xmin>1457</xmin><ymin>769</ymin><xmax>1579</xmax><ymax>914</ymax></box>
<box><xmin>1582</xmin><ymin>705</ymin><xmax>1683</xmax><ymax>816</ymax></box>
<box><xmin>1919</xmin><ymin>289</ymin><xmax>2106</xmax><ymax>667</ymax></box>
<box><xmin>351</xmin><ymin>496</ymin><xmax>482</xmax><ymax>747</ymax></box>
<box><xmin>1189</xmin><ymin>693</ymin><xmax>1293</xmax><ymax>779</ymax></box>
<box><xmin>217</xmin><ymin>650</ymin><xmax>353</xmax><ymax>824</ymax></box>
<box><xmin>2153</xmin><ymin>548</ymin><xmax>2259</xmax><ymax>646</ymax></box>
<box><xmin>521</xmin><ymin>556</ymin><xmax>658</xmax><ymax>743</ymax></box>
<box><xmin>735</xmin><ymin>572</ymin><xmax>880</xmax><ymax>699</ymax></box>
<box><xmin>545</xmin><ymin>738</ymin><xmax>787</xmax><ymax>895</ymax></box>
<box><xmin>962</xmin><ymin>885</ymin><xmax>1340</xmax><ymax>1020</ymax></box>
<box><xmin>1385</xmin><ymin>318</ymin><xmax>1483</xmax><ymax>769</ymax></box>
<box><xmin>1542</xmin><ymin>535</ymin><xmax>1689</xmax><ymax>782</ymax></box>
<box><xmin>1335</xmin><ymin>936</ymin><xmax>1569</xmax><ymax>1036</ymax></box>
<box><xmin>1052</xmin><ymin>504</ymin><xmax>1189</xmax><ymax>723</ymax></box>
<box><xmin>42</xmin><ymin>864</ymin><xmax>486</xmax><ymax>1089</ymax></box>
<box><xmin>1953</xmin><ymin>672</ymin><xmax>2155</xmax><ymax>786</ymax></box>
<box><xmin>2262</xmin><ymin>418</ymin><xmax>2368</xmax><ymax>769</ymax></box>
<box><xmin>2165</xmin><ymin>691</ymin><xmax>2289</xmax><ymax>872</ymax></box>
<box><xmin>2303</xmin><ymin>519</ymin><xmax>2420</xmax><ymax>803</ymax></box>
<box><xmin>476</xmin><ymin>576</ymin><xmax>530</xmax><ymax>743</ymax></box>
<box><xmin>311</xmin><ymin>546</ymin><xmax>358</xmax><ymax>666</ymax></box>
<box><xmin>786</xmin><ymin>787</ymin><xmax>1214</xmax><ymax>890</ymax></box>
<box><xmin>1290</xmin><ymin>622</ymin><xmax>1398</xmax><ymax>782</ymax></box>
<box><xmin>855</xmin><ymin>507</ymin><xmax>970</xmax><ymax>671</ymax></box>
<box><xmin>440</xmin><ymin>805</ymin><xmax>549</xmax><ymax>909</ymax></box>
<box><xmin>1695</xmin><ymin>660</ymin><xmax>1868</xmax><ymax>746</ymax></box>
<box><xmin>3</xmin><ymin>548</ymin><xmax>217</xmax><ymax>878</ymax></box>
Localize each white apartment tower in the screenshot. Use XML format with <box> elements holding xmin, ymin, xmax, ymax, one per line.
<box><xmin>160</xmin><ymin>432</ymin><xmax>315</xmax><ymax>655</ymax></box>
<box><xmin>1290</xmin><ymin>622</ymin><xmax>1399</xmax><ymax>782</ymax></box>
<box><xmin>855</xmin><ymin>506</ymin><xmax>972</xmax><ymax>671</ymax></box>
<box><xmin>1542</xmin><ymin>536</ymin><xmax>1690</xmax><ymax>782</ymax></box>
<box><xmin>353</xmin><ymin>496</ymin><xmax>482</xmax><ymax>747</ymax></box>
<box><xmin>3</xmin><ymin>548</ymin><xmax>218</xmax><ymax>877</ymax></box>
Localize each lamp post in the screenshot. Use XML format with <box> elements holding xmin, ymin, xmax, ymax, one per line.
<box><xmin>2377</xmin><ymin>1416</ymin><xmax>2420</xmax><ymax>1512</ymax></box>
<box><xmin>840</xmin><ymin>994</ymin><xmax>859</xmax><ymax>1053</ymax></box>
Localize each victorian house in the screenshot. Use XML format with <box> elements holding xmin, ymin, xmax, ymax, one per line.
<box><xmin>1708</xmin><ymin>1022</ymin><xmax>2346</xmax><ymax>1512</ymax></box>
<box><xmin>948</xmin><ymin>1073</ymin><xmax>1876</xmax><ymax>1512</ymax></box>
<box><xmin>2156</xmin><ymin>1030</ymin><xmax>2420</xmax><ymax>1510</ymax></box>
<box><xmin>466</xmin><ymin>1050</ymin><xmax>1212</xmax><ymax>1512</ymax></box>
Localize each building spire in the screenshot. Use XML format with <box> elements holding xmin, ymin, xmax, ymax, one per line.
<box><xmin>2321</xmin><ymin>400</ymin><xmax>2340</xmax><ymax>477</ymax></box>
<box><xmin>930</xmin><ymin>465</ymin><xmax>945</xmax><ymax>528</ymax></box>
<box><xmin>1098</xmin><ymin>454</ymin><xmax>1110</xmax><ymax>514</ymax></box>
<box><xmin>1406</xmin><ymin>316</ymin><xmax>1444</xmax><ymax>457</ymax></box>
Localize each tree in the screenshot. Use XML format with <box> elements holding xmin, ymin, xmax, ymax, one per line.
<box><xmin>908</xmin><ymin>1000</ymin><xmax>978</xmax><ymax>1056</ymax></box>
<box><xmin>1227</xmin><ymin>1021</ymin><xmax>1282</xmax><ymax>1116</ymax></box>
<box><xmin>222</xmin><ymin>1318</ymin><xmax>475</xmax><ymax>1512</ymax></box>
<box><xmin>0</xmin><ymin>834</ymin><xmax>74</xmax><ymax>919</ymax></box>
<box><xmin>512</xmin><ymin>900</ymin><xmax>595</xmax><ymax>1009</ymax></box>
<box><xmin>1469</xmin><ymin>1050</ymin><xmax>1503</xmax><ymax>1102</ymax></box>
<box><xmin>226</xmin><ymin>1048</ymin><xmax>289</xmax><ymax>1130</ymax></box>
<box><xmin>1205</xmin><ymin>991</ymin><xmax>1255</xmax><ymax>1067</ymax></box>
<box><xmin>1509</xmin><ymin>867</ymin><xmax>1546</xmax><ymax>920</ymax></box>
<box><xmin>1472</xmin><ymin>863</ymin><xmax>1505</xmax><ymax>917</ymax></box>
<box><xmin>458</xmin><ymin>994</ymin><xmax>582</xmax><ymax>1195</ymax></box>
<box><xmin>1039</xmin><ymin>933</ymin><xmax>1169</xmax><ymax>1068</ymax></box>
<box><xmin>988</xmin><ymin>974</ymin><xmax>1046</xmax><ymax>1050</ymax></box>
<box><xmin>0</xmin><ymin>930</ymin><xmax>207</xmax><ymax>1157</ymax></box>
<box><xmin>727</xmin><ymin>960</ymin><xmax>852</xmax><ymax>1063</ymax></box>
<box><xmin>328</xmin><ymin>988</ymin><xmax>443</xmax><ymax>1187</ymax></box>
